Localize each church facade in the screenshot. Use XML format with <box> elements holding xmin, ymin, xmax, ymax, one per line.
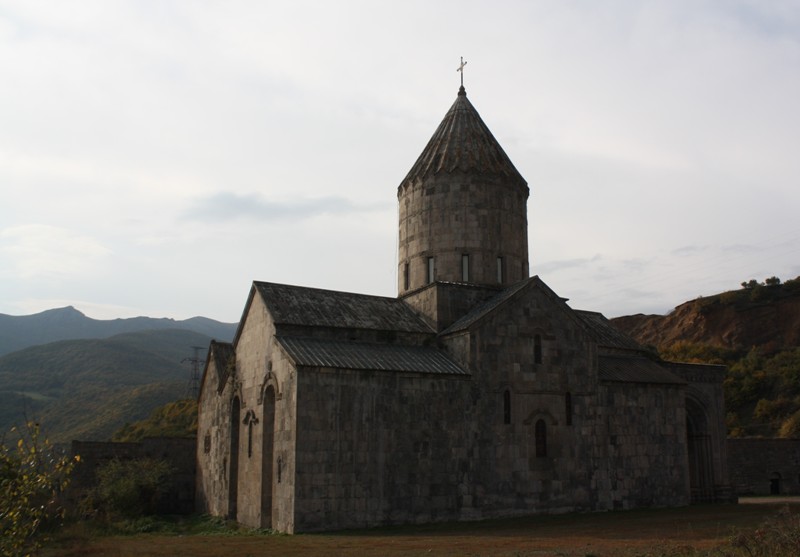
<box><xmin>196</xmin><ymin>85</ymin><xmax>732</xmax><ymax>533</ymax></box>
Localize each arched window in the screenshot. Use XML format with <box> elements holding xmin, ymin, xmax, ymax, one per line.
<box><xmin>565</xmin><ymin>392</ymin><xmax>573</xmax><ymax>426</ymax></box>
<box><xmin>503</xmin><ymin>389</ymin><xmax>511</xmax><ymax>424</ymax></box>
<box><xmin>262</xmin><ymin>386</ymin><xmax>276</xmax><ymax>529</ymax></box>
<box><xmin>535</xmin><ymin>419</ymin><xmax>547</xmax><ymax>458</ymax></box>
<box><xmin>534</xmin><ymin>334</ymin><xmax>542</xmax><ymax>364</ymax></box>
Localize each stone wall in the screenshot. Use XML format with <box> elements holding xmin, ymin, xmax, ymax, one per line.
<box><xmin>397</xmin><ymin>174</ymin><xmax>529</xmax><ymax>294</ymax></box>
<box><xmin>598</xmin><ymin>382</ymin><xmax>690</xmax><ymax>509</ymax></box>
<box><xmin>197</xmin><ymin>294</ymin><xmax>299</xmax><ymax>532</ymax></box>
<box><xmin>292</xmin><ymin>368</ymin><xmax>472</xmax><ymax>531</ymax></box>
<box><xmin>71</xmin><ymin>437</ymin><xmax>196</xmax><ymax>514</ymax></box>
<box><xmin>401</xmin><ymin>282</ymin><xmax>501</xmax><ymax>331</ymax></box>
<box><xmin>196</xmin><ymin>346</ymin><xmax>236</xmax><ymax>519</ymax></box>
<box><xmin>728</xmin><ymin>438</ymin><xmax>800</xmax><ymax>495</ymax></box>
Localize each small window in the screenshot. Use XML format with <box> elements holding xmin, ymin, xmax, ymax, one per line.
<box><xmin>534</xmin><ymin>334</ymin><xmax>542</xmax><ymax>364</ymax></box>
<box><xmin>497</xmin><ymin>256</ymin><xmax>504</xmax><ymax>284</ymax></box>
<box><xmin>247</xmin><ymin>421</ymin><xmax>254</xmax><ymax>458</ymax></box>
<box><xmin>403</xmin><ymin>262</ymin><xmax>410</xmax><ymax>290</ymax></box>
<box><xmin>427</xmin><ymin>256</ymin><xmax>435</xmax><ymax>284</ymax></box>
<box><xmin>535</xmin><ymin>419</ymin><xmax>547</xmax><ymax>457</ymax></box>
<box><xmin>503</xmin><ymin>389</ymin><xmax>511</xmax><ymax>424</ymax></box>
<box><xmin>461</xmin><ymin>254</ymin><xmax>470</xmax><ymax>282</ymax></box>
<box><xmin>565</xmin><ymin>392</ymin><xmax>573</xmax><ymax>426</ymax></box>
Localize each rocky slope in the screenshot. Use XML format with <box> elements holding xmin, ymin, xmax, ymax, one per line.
<box><xmin>611</xmin><ymin>278</ymin><xmax>800</xmax><ymax>353</ymax></box>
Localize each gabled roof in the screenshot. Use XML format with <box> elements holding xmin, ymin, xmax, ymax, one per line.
<box><xmin>253</xmin><ymin>281</ymin><xmax>433</xmax><ymax>333</ymax></box>
<box><xmin>399</xmin><ymin>86</ymin><xmax>527</xmax><ymax>189</ymax></box>
<box><xmin>440</xmin><ymin>276</ymin><xmax>562</xmax><ymax>335</ymax></box>
<box><xmin>277</xmin><ymin>336</ymin><xmax>468</xmax><ymax>376</ymax></box>
<box><xmin>598</xmin><ymin>354</ymin><xmax>686</xmax><ymax>385</ymax></box>
<box><xmin>575</xmin><ymin>310</ymin><xmax>643</xmax><ymax>351</ymax></box>
<box><xmin>198</xmin><ymin>340</ymin><xmax>234</xmax><ymax>401</ymax></box>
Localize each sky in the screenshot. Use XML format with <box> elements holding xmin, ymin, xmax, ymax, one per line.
<box><xmin>1</xmin><ymin>1</ymin><xmax>799</xmax><ymax>323</ymax></box>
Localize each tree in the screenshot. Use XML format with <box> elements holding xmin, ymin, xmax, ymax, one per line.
<box><xmin>765</xmin><ymin>276</ymin><xmax>781</xmax><ymax>287</ymax></box>
<box><xmin>0</xmin><ymin>423</ymin><xmax>77</xmax><ymax>557</ymax></box>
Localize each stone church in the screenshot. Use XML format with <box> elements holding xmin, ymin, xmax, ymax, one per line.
<box><xmin>196</xmin><ymin>84</ymin><xmax>732</xmax><ymax>533</ymax></box>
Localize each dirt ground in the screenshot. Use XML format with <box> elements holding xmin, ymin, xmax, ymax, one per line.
<box><xmin>45</xmin><ymin>499</ymin><xmax>800</xmax><ymax>557</ymax></box>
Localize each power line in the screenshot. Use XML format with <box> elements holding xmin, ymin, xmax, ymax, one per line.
<box><xmin>182</xmin><ymin>346</ymin><xmax>206</xmax><ymax>399</ymax></box>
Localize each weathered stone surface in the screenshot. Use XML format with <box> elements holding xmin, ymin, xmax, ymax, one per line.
<box><xmin>728</xmin><ymin>438</ymin><xmax>800</xmax><ymax>496</ymax></box>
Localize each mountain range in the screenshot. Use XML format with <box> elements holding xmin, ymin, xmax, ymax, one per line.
<box><xmin>0</xmin><ymin>306</ymin><xmax>237</xmax><ymax>357</ymax></box>
<box><xmin>0</xmin><ymin>307</ymin><xmax>236</xmax><ymax>443</ymax></box>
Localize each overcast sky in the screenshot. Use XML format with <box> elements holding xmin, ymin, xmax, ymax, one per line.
<box><xmin>1</xmin><ymin>1</ymin><xmax>799</xmax><ymax>323</ymax></box>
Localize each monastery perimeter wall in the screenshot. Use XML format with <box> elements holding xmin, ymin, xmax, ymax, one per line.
<box><xmin>728</xmin><ymin>438</ymin><xmax>800</xmax><ymax>495</ymax></box>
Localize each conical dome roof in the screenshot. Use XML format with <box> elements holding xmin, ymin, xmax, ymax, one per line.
<box><xmin>400</xmin><ymin>86</ymin><xmax>527</xmax><ymax>188</ymax></box>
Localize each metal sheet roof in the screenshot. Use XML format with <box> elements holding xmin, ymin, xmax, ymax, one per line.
<box><xmin>277</xmin><ymin>336</ymin><xmax>468</xmax><ymax>376</ymax></box>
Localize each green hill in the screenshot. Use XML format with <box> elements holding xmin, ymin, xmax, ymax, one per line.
<box><xmin>0</xmin><ymin>329</ymin><xmax>211</xmax><ymax>443</ymax></box>
<box><xmin>113</xmin><ymin>398</ymin><xmax>198</xmax><ymax>442</ymax></box>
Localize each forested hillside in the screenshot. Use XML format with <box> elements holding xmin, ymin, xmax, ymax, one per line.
<box><xmin>0</xmin><ymin>329</ymin><xmax>211</xmax><ymax>443</ymax></box>
<box><xmin>612</xmin><ymin>276</ymin><xmax>800</xmax><ymax>438</ymax></box>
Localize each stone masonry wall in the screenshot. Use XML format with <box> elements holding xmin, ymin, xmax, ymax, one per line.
<box><xmin>292</xmin><ymin>368</ymin><xmax>473</xmax><ymax>531</ymax></box>
<box><xmin>229</xmin><ymin>294</ymin><xmax>297</xmax><ymax>532</ymax></box>
<box><xmin>597</xmin><ymin>382</ymin><xmax>689</xmax><ymax>510</ymax></box>
<box><xmin>728</xmin><ymin>438</ymin><xmax>800</xmax><ymax>495</ymax></box>
<box><xmin>454</xmin><ymin>281</ymin><xmax>605</xmax><ymax>514</ymax></box>
<box><xmin>72</xmin><ymin>437</ymin><xmax>196</xmax><ymax>514</ymax></box>
<box><xmin>401</xmin><ymin>282</ymin><xmax>502</xmax><ymax>332</ymax></box>
<box><xmin>196</xmin><ymin>354</ymin><xmax>235</xmax><ymax>518</ymax></box>
<box><xmin>398</xmin><ymin>174</ymin><xmax>528</xmax><ymax>294</ymax></box>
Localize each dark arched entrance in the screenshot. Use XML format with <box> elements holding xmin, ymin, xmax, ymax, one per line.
<box><xmin>228</xmin><ymin>397</ymin><xmax>241</xmax><ymax>520</ymax></box>
<box><xmin>686</xmin><ymin>397</ymin><xmax>714</xmax><ymax>503</ymax></box>
<box><xmin>261</xmin><ymin>386</ymin><xmax>276</xmax><ymax>528</ymax></box>
<box><xmin>770</xmin><ymin>472</ymin><xmax>782</xmax><ymax>495</ymax></box>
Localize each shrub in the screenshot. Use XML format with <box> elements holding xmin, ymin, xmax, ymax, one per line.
<box><xmin>0</xmin><ymin>422</ymin><xmax>77</xmax><ymax>557</ymax></box>
<box><xmin>728</xmin><ymin>506</ymin><xmax>800</xmax><ymax>556</ymax></box>
<box><xmin>91</xmin><ymin>458</ymin><xmax>173</xmax><ymax>520</ymax></box>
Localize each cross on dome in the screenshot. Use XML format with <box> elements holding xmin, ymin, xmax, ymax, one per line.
<box><xmin>457</xmin><ymin>57</ymin><xmax>467</xmax><ymax>88</ymax></box>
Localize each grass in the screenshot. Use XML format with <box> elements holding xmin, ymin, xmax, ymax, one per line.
<box><xmin>43</xmin><ymin>501</ymin><xmax>800</xmax><ymax>557</ymax></box>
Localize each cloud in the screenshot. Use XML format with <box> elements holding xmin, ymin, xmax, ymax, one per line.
<box><xmin>183</xmin><ymin>192</ymin><xmax>388</xmax><ymax>222</ymax></box>
<box><xmin>0</xmin><ymin>224</ymin><xmax>111</xmax><ymax>281</ymax></box>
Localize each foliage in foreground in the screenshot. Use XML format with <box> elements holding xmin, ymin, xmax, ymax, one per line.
<box><xmin>0</xmin><ymin>422</ymin><xmax>77</xmax><ymax>557</ymax></box>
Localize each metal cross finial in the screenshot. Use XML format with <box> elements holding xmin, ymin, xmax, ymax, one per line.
<box><xmin>457</xmin><ymin>56</ymin><xmax>467</xmax><ymax>87</ymax></box>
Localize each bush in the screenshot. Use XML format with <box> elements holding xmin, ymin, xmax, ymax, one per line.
<box><xmin>0</xmin><ymin>422</ymin><xmax>77</xmax><ymax>557</ymax></box>
<box><xmin>728</xmin><ymin>506</ymin><xmax>800</xmax><ymax>556</ymax></box>
<box><xmin>90</xmin><ymin>458</ymin><xmax>173</xmax><ymax>520</ymax></box>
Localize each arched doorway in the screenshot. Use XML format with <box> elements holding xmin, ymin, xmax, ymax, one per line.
<box><xmin>261</xmin><ymin>386</ymin><xmax>276</xmax><ymax>528</ymax></box>
<box><xmin>228</xmin><ymin>397</ymin><xmax>241</xmax><ymax>520</ymax></box>
<box><xmin>686</xmin><ymin>397</ymin><xmax>714</xmax><ymax>503</ymax></box>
